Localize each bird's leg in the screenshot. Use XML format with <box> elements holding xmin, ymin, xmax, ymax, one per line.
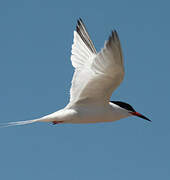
<box><xmin>52</xmin><ymin>121</ymin><xmax>63</xmax><ymax>125</ymax></box>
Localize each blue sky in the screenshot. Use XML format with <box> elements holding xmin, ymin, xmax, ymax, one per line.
<box><xmin>0</xmin><ymin>0</ymin><xmax>169</xmax><ymax>179</ymax></box>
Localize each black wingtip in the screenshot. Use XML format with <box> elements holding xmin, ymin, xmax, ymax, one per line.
<box><xmin>111</xmin><ymin>30</ymin><xmax>115</xmax><ymax>40</ymax></box>
<box><xmin>110</xmin><ymin>29</ymin><xmax>120</xmax><ymax>43</ymax></box>
<box><xmin>79</xmin><ymin>17</ymin><xmax>83</xmax><ymax>22</ymax></box>
<box><xmin>114</xmin><ymin>30</ymin><xmax>120</xmax><ymax>40</ymax></box>
<box><xmin>77</xmin><ymin>18</ymin><xmax>83</xmax><ymax>25</ymax></box>
<box><xmin>77</xmin><ymin>19</ymin><xmax>81</xmax><ymax>26</ymax></box>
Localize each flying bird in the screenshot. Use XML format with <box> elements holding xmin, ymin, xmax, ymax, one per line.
<box><xmin>2</xmin><ymin>18</ymin><xmax>151</xmax><ymax>127</ymax></box>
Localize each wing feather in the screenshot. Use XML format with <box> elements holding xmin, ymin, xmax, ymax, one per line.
<box><xmin>76</xmin><ymin>18</ymin><xmax>97</xmax><ymax>54</ymax></box>
<box><xmin>69</xmin><ymin>19</ymin><xmax>124</xmax><ymax>105</ymax></box>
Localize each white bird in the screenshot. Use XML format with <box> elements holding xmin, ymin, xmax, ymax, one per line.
<box><xmin>2</xmin><ymin>18</ymin><xmax>150</xmax><ymax>127</ymax></box>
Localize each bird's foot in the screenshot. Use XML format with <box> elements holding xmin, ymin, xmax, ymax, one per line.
<box><xmin>52</xmin><ymin>121</ymin><xmax>63</xmax><ymax>125</ymax></box>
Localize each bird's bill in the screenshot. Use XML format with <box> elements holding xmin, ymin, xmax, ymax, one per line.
<box><xmin>130</xmin><ymin>112</ymin><xmax>151</xmax><ymax>122</ymax></box>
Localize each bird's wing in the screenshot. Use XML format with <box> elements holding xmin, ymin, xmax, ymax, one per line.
<box><xmin>69</xmin><ymin>19</ymin><xmax>124</xmax><ymax>105</ymax></box>
<box><xmin>70</xmin><ymin>18</ymin><xmax>97</xmax><ymax>69</ymax></box>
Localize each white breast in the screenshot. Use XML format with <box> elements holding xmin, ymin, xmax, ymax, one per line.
<box><xmin>65</xmin><ymin>103</ymin><xmax>130</xmax><ymax>124</ymax></box>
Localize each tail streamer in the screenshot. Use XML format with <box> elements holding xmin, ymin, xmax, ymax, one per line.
<box><xmin>0</xmin><ymin>119</ymin><xmax>40</xmax><ymax>128</ymax></box>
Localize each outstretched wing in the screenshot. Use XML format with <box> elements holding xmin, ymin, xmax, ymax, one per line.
<box><xmin>69</xmin><ymin>19</ymin><xmax>124</xmax><ymax>105</ymax></box>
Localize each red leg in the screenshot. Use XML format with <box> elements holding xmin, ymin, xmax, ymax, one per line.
<box><xmin>52</xmin><ymin>121</ymin><xmax>63</xmax><ymax>125</ymax></box>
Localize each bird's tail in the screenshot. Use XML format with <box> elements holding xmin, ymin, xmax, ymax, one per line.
<box><xmin>0</xmin><ymin>118</ymin><xmax>41</xmax><ymax>128</ymax></box>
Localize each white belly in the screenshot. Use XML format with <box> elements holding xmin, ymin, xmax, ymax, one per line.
<box><xmin>66</xmin><ymin>105</ymin><xmax>124</xmax><ymax>124</ymax></box>
<box><xmin>41</xmin><ymin>103</ymin><xmax>129</xmax><ymax>124</ymax></box>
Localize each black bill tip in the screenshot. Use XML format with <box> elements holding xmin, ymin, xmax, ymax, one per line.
<box><xmin>130</xmin><ymin>112</ymin><xmax>151</xmax><ymax>122</ymax></box>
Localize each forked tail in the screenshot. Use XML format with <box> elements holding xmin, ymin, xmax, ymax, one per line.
<box><xmin>0</xmin><ymin>119</ymin><xmax>41</xmax><ymax>128</ymax></box>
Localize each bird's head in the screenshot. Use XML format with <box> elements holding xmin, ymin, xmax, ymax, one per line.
<box><xmin>110</xmin><ymin>101</ymin><xmax>151</xmax><ymax>122</ymax></box>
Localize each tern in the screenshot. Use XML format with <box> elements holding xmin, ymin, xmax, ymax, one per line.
<box><xmin>2</xmin><ymin>18</ymin><xmax>151</xmax><ymax>127</ymax></box>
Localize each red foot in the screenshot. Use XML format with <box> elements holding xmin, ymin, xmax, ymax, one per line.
<box><xmin>52</xmin><ymin>121</ymin><xmax>63</xmax><ymax>125</ymax></box>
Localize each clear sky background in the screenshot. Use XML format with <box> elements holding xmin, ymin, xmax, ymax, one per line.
<box><xmin>0</xmin><ymin>0</ymin><xmax>169</xmax><ymax>179</ymax></box>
